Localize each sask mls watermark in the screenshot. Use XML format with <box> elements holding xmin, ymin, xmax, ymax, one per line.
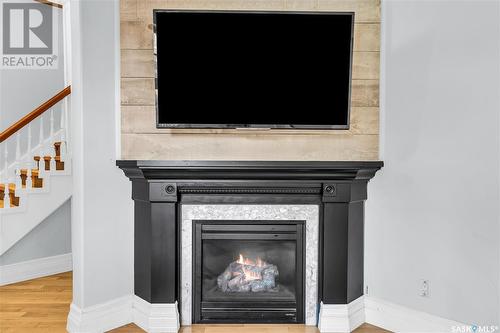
<box><xmin>1</xmin><ymin>0</ymin><xmax>58</xmax><ymax>69</ymax></box>
<box><xmin>452</xmin><ymin>325</ymin><xmax>499</xmax><ymax>333</ymax></box>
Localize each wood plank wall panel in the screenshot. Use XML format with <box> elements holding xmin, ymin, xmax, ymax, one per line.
<box><xmin>120</xmin><ymin>0</ymin><xmax>380</xmax><ymax>161</ymax></box>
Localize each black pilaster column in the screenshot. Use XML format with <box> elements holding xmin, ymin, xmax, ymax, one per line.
<box><xmin>321</xmin><ymin>181</ymin><xmax>368</xmax><ymax>304</ymax></box>
<box><xmin>132</xmin><ymin>180</ymin><xmax>179</xmax><ymax>304</ymax></box>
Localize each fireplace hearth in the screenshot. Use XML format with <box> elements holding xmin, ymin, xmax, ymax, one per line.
<box><xmin>193</xmin><ymin>220</ymin><xmax>305</xmax><ymax>323</ymax></box>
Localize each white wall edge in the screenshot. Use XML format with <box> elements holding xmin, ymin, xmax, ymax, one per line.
<box><xmin>497</xmin><ymin>0</ymin><xmax>500</xmax><ymax>326</ymax></box>
<box><xmin>68</xmin><ymin>0</ymin><xmax>86</xmax><ymax>310</ymax></box>
<box><xmin>378</xmin><ymin>0</ymin><xmax>387</xmax><ymax>161</ymax></box>
<box><xmin>0</xmin><ymin>253</ymin><xmax>72</xmax><ymax>286</ymax></box>
<box><xmin>113</xmin><ymin>0</ymin><xmax>121</xmax><ymax>159</ymax></box>
<box><xmin>365</xmin><ymin>296</ymin><xmax>468</xmax><ymax>333</ymax></box>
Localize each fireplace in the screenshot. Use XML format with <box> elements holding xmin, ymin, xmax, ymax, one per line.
<box><xmin>193</xmin><ymin>220</ymin><xmax>305</xmax><ymax>323</ymax></box>
<box><xmin>117</xmin><ymin>161</ymin><xmax>383</xmax><ymax>332</ymax></box>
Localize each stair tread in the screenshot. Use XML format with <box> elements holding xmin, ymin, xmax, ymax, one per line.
<box><xmin>0</xmin><ymin>183</ymin><xmax>16</xmax><ymax>191</ymax></box>
<box><xmin>2</xmin><ymin>140</ymin><xmax>69</xmax><ymax>210</ymax></box>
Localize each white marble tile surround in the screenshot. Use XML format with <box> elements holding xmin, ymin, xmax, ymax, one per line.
<box><xmin>181</xmin><ymin>205</ymin><xmax>319</xmax><ymax>326</ymax></box>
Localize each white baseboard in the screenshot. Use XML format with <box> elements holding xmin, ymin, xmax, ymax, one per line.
<box><xmin>365</xmin><ymin>296</ymin><xmax>468</xmax><ymax>333</ymax></box>
<box><xmin>67</xmin><ymin>295</ymin><xmax>133</xmax><ymax>333</ymax></box>
<box><xmin>318</xmin><ymin>296</ymin><xmax>365</xmax><ymax>333</ymax></box>
<box><xmin>66</xmin><ymin>295</ymin><xmax>180</xmax><ymax>333</ymax></box>
<box><xmin>65</xmin><ymin>292</ymin><xmax>470</xmax><ymax>333</ymax></box>
<box><xmin>0</xmin><ymin>253</ymin><xmax>72</xmax><ymax>286</ymax></box>
<box><xmin>133</xmin><ymin>296</ymin><xmax>180</xmax><ymax>333</ymax></box>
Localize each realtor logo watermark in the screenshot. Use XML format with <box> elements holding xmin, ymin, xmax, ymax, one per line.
<box><xmin>1</xmin><ymin>0</ymin><xmax>58</xmax><ymax>69</ymax></box>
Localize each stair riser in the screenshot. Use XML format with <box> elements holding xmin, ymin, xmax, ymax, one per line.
<box><xmin>1</xmin><ymin>142</ymin><xmax>66</xmax><ymax>210</ymax></box>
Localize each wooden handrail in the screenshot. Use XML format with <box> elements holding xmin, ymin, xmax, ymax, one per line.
<box><xmin>33</xmin><ymin>0</ymin><xmax>63</xmax><ymax>9</ymax></box>
<box><xmin>0</xmin><ymin>86</ymin><xmax>71</xmax><ymax>143</ymax></box>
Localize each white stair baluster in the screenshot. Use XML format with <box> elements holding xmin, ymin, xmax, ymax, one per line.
<box><xmin>50</xmin><ymin>146</ymin><xmax>56</xmax><ymax>171</ymax></box>
<box><xmin>38</xmin><ymin>115</ymin><xmax>44</xmax><ymax>152</ymax></box>
<box><xmin>27</xmin><ymin>123</ymin><xmax>32</xmax><ymax>158</ymax></box>
<box><xmin>26</xmin><ymin>166</ymin><xmax>32</xmax><ymax>189</ymax></box>
<box><xmin>3</xmin><ymin>144</ymin><xmax>8</xmax><ymax>179</ymax></box>
<box><xmin>15</xmin><ymin>169</ymin><xmax>22</xmax><ymax>191</ymax></box>
<box><xmin>38</xmin><ymin>116</ymin><xmax>45</xmax><ymax>177</ymax></box>
<box><xmin>15</xmin><ymin>132</ymin><xmax>21</xmax><ymax>161</ymax></box>
<box><xmin>59</xmin><ymin>141</ymin><xmax>66</xmax><ymax>162</ymax></box>
<box><xmin>39</xmin><ymin>115</ymin><xmax>44</xmax><ymax>143</ymax></box>
<box><xmin>4</xmin><ymin>183</ymin><xmax>11</xmax><ymax>208</ymax></box>
<box><xmin>50</xmin><ymin>109</ymin><xmax>55</xmax><ymax>138</ymax></box>
<box><xmin>3</xmin><ymin>145</ymin><xmax>10</xmax><ymax>208</ymax></box>
<box><xmin>64</xmin><ymin>98</ymin><xmax>70</xmax><ymax>156</ymax></box>
<box><xmin>40</xmin><ymin>149</ymin><xmax>47</xmax><ymax>174</ymax></box>
<box><xmin>60</xmin><ymin>102</ymin><xmax>65</xmax><ymax>139</ymax></box>
<box><xmin>59</xmin><ymin>102</ymin><xmax>67</xmax><ymax>161</ymax></box>
<box><xmin>14</xmin><ymin>133</ymin><xmax>22</xmax><ymax>192</ymax></box>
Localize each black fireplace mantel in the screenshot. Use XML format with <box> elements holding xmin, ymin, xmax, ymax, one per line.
<box><xmin>117</xmin><ymin>160</ymin><xmax>383</xmax><ymax>316</ymax></box>
<box><xmin>117</xmin><ymin>160</ymin><xmax>382</xmax><ymax>181</ymax></box>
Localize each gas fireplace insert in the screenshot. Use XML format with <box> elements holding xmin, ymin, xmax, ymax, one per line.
<box><xmin>192</xmin><ymin>220</ymin><xmax>305</xmax><ymax>323</ymax></box>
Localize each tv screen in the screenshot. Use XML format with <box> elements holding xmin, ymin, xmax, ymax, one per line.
<box><xmin>154</xmin><ymin>10</ymin><xmax>354</xmax><ymax>129</ymax></box>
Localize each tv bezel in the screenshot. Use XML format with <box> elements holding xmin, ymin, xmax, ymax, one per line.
<box><xmin>153</xmin><ymin>10</ymin><xmax>354</xmax><ymax>130</ymax></box>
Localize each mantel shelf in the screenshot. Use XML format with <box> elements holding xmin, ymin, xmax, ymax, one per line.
<box><xmin>116</xmin><ymin>160</ymin><xmax>384</xmax><ymax>182</ymax></box>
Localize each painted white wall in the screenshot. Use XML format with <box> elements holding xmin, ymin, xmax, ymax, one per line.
<box><xmin>366</xmin><ymin>0</ymin><xmax>500</xmax><ymax>326</ymax></box>
<box><xmin>70</xmin><ymin>0</ymin><xmax>133</xmax><ymax>309</ymax></box>
<box><xmin>0</xmin><ymin>199</ymin><xmax>71</xmax><ymax>265</ymax></box>
<box><xmin>0</xmin><ymin>4</ymin><xmax>70</xmax><ymax>267</ymax></box>
<box><xmin>0</xmin><ymin>8</ymin><xmax>65</xmax><ymax>167</ymax></box>
<box><xmin>65</xmin><ymin>0</ymin><xmax>500</xmax><ymax>328</ymax></box>
<box><xmin>0</xmin><ymin>7</ymin><xmax>65</xmax><ymax>130</ymax></box>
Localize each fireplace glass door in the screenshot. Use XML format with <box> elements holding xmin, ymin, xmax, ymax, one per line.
<box><xmin>193</xmin><ymin>221</ymin><xmax>305</xmax><ymax>324</ymax></box>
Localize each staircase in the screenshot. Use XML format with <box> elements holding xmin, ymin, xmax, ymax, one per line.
<box><xmin>0</xmin><ymin>86</ymin><xmax>72</xmax><ymax>255</ymax></box>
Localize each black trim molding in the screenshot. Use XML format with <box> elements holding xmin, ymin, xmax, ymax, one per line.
<box><xmin>117</xmin><ymin>160</ymin><xmax>383</xmax><ymax>312</ymax></box>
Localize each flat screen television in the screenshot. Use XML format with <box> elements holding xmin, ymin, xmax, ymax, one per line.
<box><xmin>154</xmin><ymin>10</ymin><xmax>354</xmax><ymax>129</ymax></box>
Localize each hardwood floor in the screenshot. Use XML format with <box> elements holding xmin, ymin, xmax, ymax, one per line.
<box><xmin>111</xmin><ymin>323</ymin><xmax>390</xmax><ymax>333</ymax></box>
<box><xmin>0</xmin><ymin>272</ymin><xmax>390</xmax><ymax>333</ymax></box>
<box><xmin>0</xmin><ymin>272</ymin><xmax>72</xmax><ymax>333</ymax></box>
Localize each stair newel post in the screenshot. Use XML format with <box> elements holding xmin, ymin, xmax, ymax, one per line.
<box><xmin>3</xmin><ymin>145</ymin><xmax>10</xmax><ymax>208</ymax></box>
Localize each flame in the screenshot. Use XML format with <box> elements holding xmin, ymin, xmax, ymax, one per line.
<box><xmin>256</xmin><ymin>257</ymin><xmax>264</xmax><ymax>267</ymax></box>
<box><xmin>237</xmin><ymin>254</ymin><xmax>265</xmax><ymax>267</ymax></box>
<box><xmin>233</xmin><ymin>254</ymin><xmax>269</xmax><ymax>283</ymax></box>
